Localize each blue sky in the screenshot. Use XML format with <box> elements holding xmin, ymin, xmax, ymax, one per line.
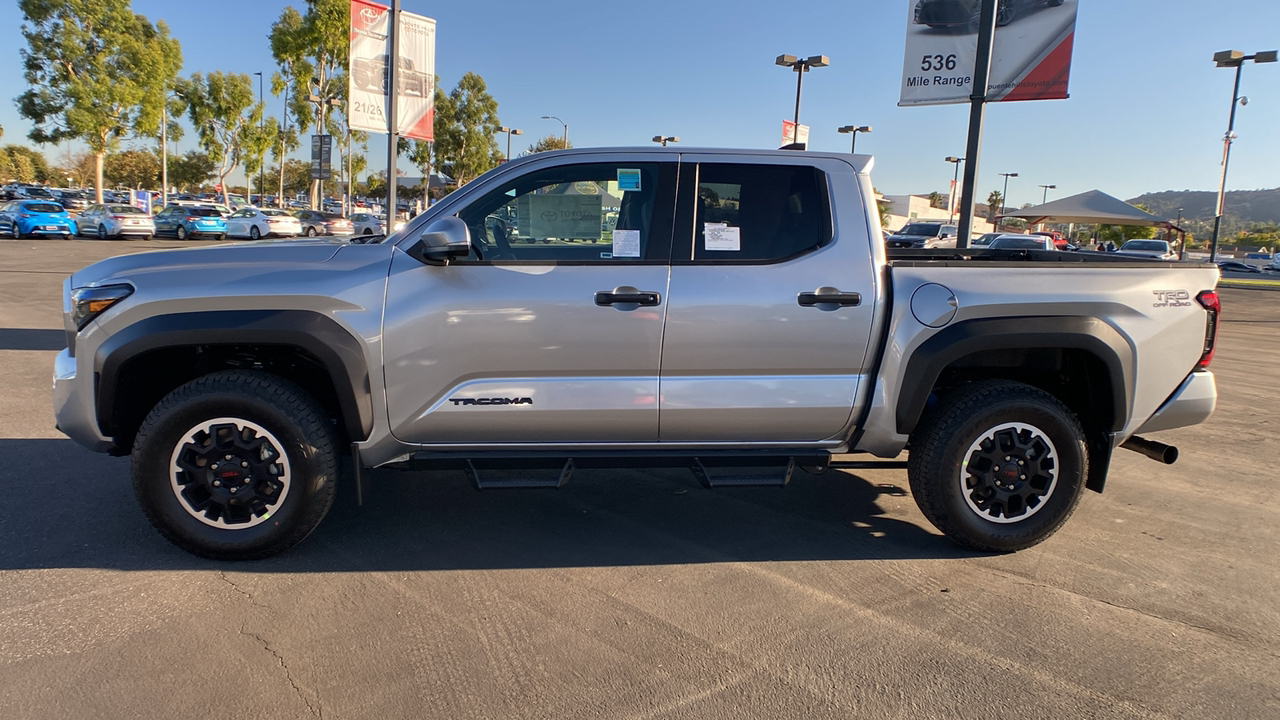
<box><xmin>0</xmin><ymin>0</ymin><xmax>1277</xmax><ymax>214</ymax></box>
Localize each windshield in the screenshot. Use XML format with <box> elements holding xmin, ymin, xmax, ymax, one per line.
<box><xmin>990</xmin><ymin>236</ymin><xmax>1048</xmax><ymax>249</ymax></box>
<box><xmin>320</xmin><ymin>212</ymin><xmax>344</xmax><ymax>220</ymax></box>
<box><xmin>897</xmin><ymin>223</ymin><xmax>941</xmax><ymax>237</ymax></box>
<box><xmin>107</xmin><ymin>205</ymin><xmax>145</xmax><ymax>214</ymax></box>
<box><xmin>23</xmin><ymin>203</ymin><xmax>64</xmax><ymax>213</ymax></box>
<box><xmin>1122</xmin><ymin>240</ymin><xmax>1167</xmax><ymax>251</ymax></box>
<box><xmin>186</xmin><ymin>208</ymin><xmax>222</xmax><ymax>217</ymax></box>
<box><xmin>26</xmin><ymin>188</ymin><xmax>52</xmax><ymax>197</ymax></box>
<box><xmin>261</xmin><ymin>209</ymin><xmax>290</xmax><ymax>217</ymax></box>
<box><xmin>972</xmin><ymin>233</ymin><xmax>1000</xmax><ymax>246</ymax></box>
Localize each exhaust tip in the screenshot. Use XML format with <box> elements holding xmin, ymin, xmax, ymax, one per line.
<box><xmin>1121</xmin><ymin>436</ymin><xmax>1178</xmax><ymax>465</ymax></box>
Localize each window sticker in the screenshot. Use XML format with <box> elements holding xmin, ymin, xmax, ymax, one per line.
<box><xmin>704</xmin><ymin>223</ymin><xmax>740</xmax><ymax>251</ymax></box>
<box><xmin>612</xmin><ymin>229</ymin><xmax>640</xmax><ymax>257</ymax></box>
<box><xmin>617</xmin><ymin>168</ymin><xmax>642</xmax><ymax>192</ymax></box>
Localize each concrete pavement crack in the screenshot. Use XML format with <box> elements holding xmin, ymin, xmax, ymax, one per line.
<box><xmin>240</xmin><ymin>628</ymin><xmax>323</xmax><ymax>719</ymax></box>
<box><xmin>219</xmin><ymin>570</ymin><xmax>270</xmax><ymax>611</ymax></box>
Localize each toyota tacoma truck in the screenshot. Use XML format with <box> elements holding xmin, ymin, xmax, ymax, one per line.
<box><xmin>53</xmin><ymin>148</ymin><xmax>1220</xmax><ymax>560</ymax></box>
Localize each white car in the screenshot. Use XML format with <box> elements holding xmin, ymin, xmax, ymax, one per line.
<box><xmin>225</xmin><ymin>207</ymin><xmax>302</xmax><ymax>240</ymax></box>
<box><xmin>350</xmin><ymin>212</ymin><xmax>386</xmax><ymax>237</ymax></box>
<box><xmin>988</xmin><ymin>234</ymin><xmax>1055</xmax><ymax>251</ymax></box>
<box><xmin>1115</xmin><ymin>239</ymin><xmax>1177</xmax><ymax>261</ymax></box>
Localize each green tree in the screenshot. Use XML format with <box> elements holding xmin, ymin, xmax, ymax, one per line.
<box><xmin>104</xmin><ymin>149</ymin><xmax>160</xmax><ymax>188</ymax></box>
<box><xmin>927</xmin><ymin>191</ymin><xmax>945</xmax><ymax>209</ymax></box>
<box><xmin>5</xmin><ymin>145</ymin><xmax>51</xmax><ymax>183</ymax></box>
<box><xmin>0</xmin><ymin>150</ymin><xmax>13</xmax><ymax>183</ymax></box>
<box><xmin>432</xmin><ymin>73</ymin><xmax>501</xmax><ymax>187</ymax></box>
<box><xmin>986</xmin><ymin>190</ymin><xmax>1003</xmax><ymax>222</ymax></box>
<box><xmin>17</xmin><ymin>0</ymin><xmax>181</xmax><ymax>202</ymax></box>
<box><xmin>270</xmin><ymin>0</ymin><xmax>347</xmax><ymax>207</ymax></box>
<box><xmin>526</xmin><ymin>134</ymin><xmax>571</xmax><ymax>155</ymax></box>
<box><xmin>242</xmin><ymin>118</ymin><xmax>278</xmax><ymax>199</ymax></box>
<box><xmin>179</xmin><ymin>72</ymin><xmax>264</xmax><ymax>207</ymax></box>
<box><xmin>168</xmin><ymin>150</ymin><xmax>216</xmax><ymax>191</ymax></box>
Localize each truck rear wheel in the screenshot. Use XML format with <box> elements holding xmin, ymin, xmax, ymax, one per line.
<box><xmin>131</xmin><ymin>370</ymin><xmax>338</xmax><ymax>560</ymax></box>
<box><xmin>907</xmin><ymin>380</ymin><xmax>1087</xmax><ymax>552</ymax></box>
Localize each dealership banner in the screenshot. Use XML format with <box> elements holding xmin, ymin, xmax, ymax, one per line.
<box><xmin>899</xmin><ymin>0</ymin><xmax>1077</xmax><ymax>106</ymax></box>
<box><xmin>349</xmin><ymin>0</ymin><xmax>436</xmax><ymax>140</ymax></box>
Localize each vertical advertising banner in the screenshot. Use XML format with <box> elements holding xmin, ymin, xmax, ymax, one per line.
<box><xmin>349</xmin><ymin>0</ymin><xmax>436</xmax><ymax>140</ymax></box>
<box><xmin>899</xmin><ymin>0</ymin><xmax>1078</xmax><ymax>106</ymax></box>
<box><xmin>780</xmin><ymin>120</ymin><xmax>810</xmax><ymax>148</ymax></box>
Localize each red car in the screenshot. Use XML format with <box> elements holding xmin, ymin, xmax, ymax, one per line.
<box><xmin>1031</xmin><ymin>230</ymin><xmax>1067</xmax><ymax>250</ymax></box>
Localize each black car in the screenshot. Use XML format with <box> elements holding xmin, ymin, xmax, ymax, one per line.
<box><xmin>914</xmin><ymin>0</ymin><xmax>1064</xmax><ymax>30</ymax></box>
<box><xmin>1217</xmin><ymin>261</ymin><xmax>1261</xmax><ymax>274</ymax></box>
<box><xmin>886</xmin><ymin>221</ymin><xmax>959</xmax><ymax>249</ymax></box>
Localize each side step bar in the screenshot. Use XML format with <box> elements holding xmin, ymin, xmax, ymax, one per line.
<box><xmin>465</xmin><ymin>458</ymin><xmax>575</xmax><ymax>490</ymax></box>
<box><xmin>692</xmin><ymin>457</ymin><xmax>795</xmax><ymax>488</ymax></box>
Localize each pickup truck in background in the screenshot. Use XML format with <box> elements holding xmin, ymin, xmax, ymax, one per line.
<box><xmin>885</xmin><ymin>221</ymin><xmax>959</xmax><ymax>249</ymax></box>
<box><xmin>352</xmin><ymin>54</ymin><xmax>430</xmax><ymax>97</ymax></box>
<box><xmin>1114</xmin><ymin>239</ymin><xmax>1178</xmax><ymax>260</ymax></box>
<box><xmin>53</xmin><ymin>148</ymin><xmax>1220</xmax><ymax>560</ymax></box>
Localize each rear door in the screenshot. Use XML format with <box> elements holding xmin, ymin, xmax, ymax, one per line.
<box><xmin>382</xmin><ymin>153</ymin><xmax>679</xmax><ymax>445</ymax></box>
<box><xmin>658</xmin><ymin>156</ymin><xmax>880</xmax><ymax>443</ymax></box>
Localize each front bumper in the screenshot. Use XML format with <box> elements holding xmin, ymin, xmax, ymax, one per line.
<box><xmin>1135</xmin><ymin>371</ymin><xmax>1217</xmax><ymax>434</ymax></box>
<box><xmin>53</xmin><ymin>347</ymin><xmax>113</xmax><ymax>452</ymax></box>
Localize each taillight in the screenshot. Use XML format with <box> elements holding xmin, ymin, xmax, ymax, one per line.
<box><xmin>1196</xmin><ymin>290</ymin><xmax>1220</xmax><ymax>370</ymax></box>
<box><xmin>186</xmin><ymin>216</ymin><xmax>198</xmax><ymax>222</ymax></box>
<box><xmin>111</xmin><ymin>215</ymin><xmax>127</xmax><ymax>220</ymax></box>
<box><xmin>19</xmin><ymin>213</ymin><xmax>30</xmax><ymax>218</ymax></box>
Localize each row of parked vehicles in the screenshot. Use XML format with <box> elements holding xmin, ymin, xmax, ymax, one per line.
<box><xmin>885</xmin><ymin>221</ymin><xmax>1180</xmax><ymax>259</ymax></box>
<box><xmin>0</xmin><ymin>195</ymin><xmax>399</xmax><ymax>241</ymax></box>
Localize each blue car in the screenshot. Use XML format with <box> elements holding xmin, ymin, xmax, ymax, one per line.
<box><xmin>0</xmin><ymin>200</ymin><xmax>74</xmax><ymax>239</ymax></box>
<box><xmin>153</xmin><ymin>205</ymin><xmax>228</xmax><ymax>240</ymax></box>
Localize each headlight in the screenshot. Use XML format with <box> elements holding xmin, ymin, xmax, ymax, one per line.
<box><xmin>70</xmin><ymin>284</ymin><xmax>133</xmax><ymax>330</ymax></box>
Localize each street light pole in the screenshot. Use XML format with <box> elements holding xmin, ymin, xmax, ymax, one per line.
<box><xmin>497</xmin><ymin>126</ymin><xmax>523</xmax><ymax>160</ymax></box>
<box><xmin>1039</xmin><ymin>184</ymin><xmax>1056</xmax><ymax>204</ymax></box>
<box><xmin>837</xmin><ymin>125</ymin><xmax>872</xmax><ymax>153</ymax></box>
<box><xmin>945</xmin><ymin>156</ymin><xmax>964</xmax><ymax>224</ymax></box>
<box><xmin>651</xmin><ymin>135</ymin><xmax>679</xmax><ymax>147</ymax></box>
<box><xmin>541</xmin><ymin>116</ymin><xmax>568</xmax><ymax>148</ymax></box>
<box><xmin>776</xmin><ymin>54</ymin><xmax>829</xmax><ymax>145</ymax></box>
<box><xmin>998</xmin><ymin>172</ymin><xmax>1018</xmax><ymax>230</ymax></box>
<box><xmin>1209</xmin><ymin>49</ymin><xmax>1277</xmax><ymax>262</ymax></box>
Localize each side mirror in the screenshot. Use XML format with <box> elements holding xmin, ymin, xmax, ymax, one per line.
<box><xmin>406</xmin><ymin>216</ymin><xmax>471</xmax><ymax>265</ymax></box>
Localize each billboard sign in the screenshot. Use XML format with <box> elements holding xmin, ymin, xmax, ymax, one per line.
<box><xmin>349</xmin><ymin>0</ymin><xmax>436</xmax><ymax>140</ymax></box>
<box><xmin>899</xmin><ymin>0</ymin><xmax>1078</xmax><ymax>106</ymax></box>
<box><xmin>781</xmin><ymin>120</ymin><xmax>810</xmax><ymax>148</ymax></box>
<box><xmin>129</xmin><ymin>189</ymin><xmax>151</xmax><ymax>214</ymax></box>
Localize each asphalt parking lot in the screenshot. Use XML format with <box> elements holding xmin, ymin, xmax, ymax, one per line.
<box><xmin>1</xmin><ymin>239</ymin><xmax>1277</xmax><ymax>719</ymax></box>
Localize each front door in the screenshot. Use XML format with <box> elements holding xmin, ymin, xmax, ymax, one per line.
<box><xmin>658</xmin><ymin>157</ymin><xmax>880</xmax><ymax>443</ymax></box>
<box><xmin>383</xmin><ymin>155</ymin><xmax>679</xmax><ymax>446</ymax></box>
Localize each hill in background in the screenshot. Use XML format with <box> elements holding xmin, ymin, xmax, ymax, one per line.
<box><xmin>1128</xmin><ymin>188</ymin><xmax>1280</xmax><ymax>227</ymax></box>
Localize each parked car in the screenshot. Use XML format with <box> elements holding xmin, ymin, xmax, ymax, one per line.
<box><xmin>75</xmin><ymin>204</ymin><xmax>156</xmax><ymax>240</ymax></box>
<box><xmin>1216</xmin><ymin>260</ymin><xmax>1261</xmax><ymax>274</ymax></box>
<box><xmin>914</xmin><ymin>0</ymin><xmax>1064</xmax><ymax>30</ymax></box>
<box><xmin>50</xmin><ymin>189</ymin><xmax>89</xmax><ymax>212</ymax></box>
<box><xmin>886</xmin><ymin>221</ymin><xmax>959</xmax><ymax>249</ymax></box>
<box><xmin>988</xmin><ymin>234</ymin><xmax>1055</xmax><ymax>250</ymax></box>
<box><xmin>1030</xmin><ymin>230</ymin><xmax>1068</xmax><ymax>250</ymax></box>
<box><xmin>226</xmin><ymin>207</ymin><xmax>302</xmax><ymax>239</ymax></box>
<box><xmin>350</xmin><ymin>212</ymin><xmax>386</xmax><ymax>237</ymax></box>
<box><xmin>972</xmin><ymin>232</ymin><xmax>1002</xmax><ymax>247</ymax></box>
<box><xmin>295</xmin><ymin>210</ymin><xmax>355</xmax><ymax>237</ymax></box>
<box><xmin>1114</xmin><ymin>239</ymin><xmax>1177</xmax><ymax>261</ymax></box>
<box><xmin>0</xmin><ymin>200</ymin><xmax>74</xmax><ymax>239</ymax></box>
<box><xmin>15</xmin><ymin>185</ymin><xmax>56</xmax><ymax>200</ymax></box>
<box><xmin>153</xmin><ymin>205</ymin><xmax>227</xmax><ymax>240</ymax></box>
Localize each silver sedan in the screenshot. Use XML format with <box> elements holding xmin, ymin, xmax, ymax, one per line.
<box><xmin>75</xmin><ymin>204</ymin><xmax>156</xmax><ymax>240</ymax></box>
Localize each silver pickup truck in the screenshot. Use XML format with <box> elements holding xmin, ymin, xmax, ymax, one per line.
<box><xmin>53</xmin><ymin>148</ymin><xmax>1220</xmax><ymax>560</ymax></box>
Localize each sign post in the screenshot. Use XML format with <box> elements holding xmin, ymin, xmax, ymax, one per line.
<box><xmin>310</xmin><ymin>134</ymin><xmax>333</xmax><ymax>181</ymax></box>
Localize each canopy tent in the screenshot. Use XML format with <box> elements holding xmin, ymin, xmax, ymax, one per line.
<box><xmin>999</xmin><ymin>190</ymin><xmax>1178</xmax><ymax>229</ymax></box>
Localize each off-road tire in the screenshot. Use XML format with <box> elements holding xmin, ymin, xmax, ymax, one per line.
<box><xmin>907</xmin><ymin>380</ymin><xmax>1087</xmax><ymax>552</ymax></box>
<box><xmin>131</xmin><ymin>370</ymin><xmax>339</xmax><ymax>560</ymax></box>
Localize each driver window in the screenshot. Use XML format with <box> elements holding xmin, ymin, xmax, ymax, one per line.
<box><xmin>456</xmin><ymin>162</ymin><xmax>673</xmax><ymax>263</ymax></box>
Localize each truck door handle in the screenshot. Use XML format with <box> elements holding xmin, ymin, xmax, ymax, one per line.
<box><xmin>798</xmin><ymin>289</ymin><xmax>862</xmax><ymax>307</ymax></box>
<box><xmin>595</xmin><ymin>290</ymin><xmax>662</xmax><ymax>307</ymax></box>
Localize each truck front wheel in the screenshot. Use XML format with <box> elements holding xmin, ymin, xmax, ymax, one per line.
<box><xmin>131</xmin><ymin>370</ymin><xmax>339</xmax><ymax>560</ymax></box>
<box><xmin>907</xmin><ymin>380</ymin><xmax>1087</xmax><ymax>552</ymax></box>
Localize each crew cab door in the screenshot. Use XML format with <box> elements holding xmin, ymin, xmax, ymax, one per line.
<box><xmin>382</xmin><ymin>154</ymin><xmax>678</xmax><ymax>445</ymax></box>
<box><xmin>658</xmin><ymin>156</ymin><xmax>880</xmax><ymax>443</ymax></box>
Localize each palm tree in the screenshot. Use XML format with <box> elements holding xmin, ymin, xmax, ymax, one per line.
<box><xmin>987</xmin><ymin>190</ymin><xmax>1004</xmax><ymax>229</ymax></box>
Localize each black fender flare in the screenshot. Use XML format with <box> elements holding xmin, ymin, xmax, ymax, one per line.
<box><xmin>94</xmin><ymin>310</ymin><xmax>373</xmax><ymax>442</ymax></box>
<box><xmin>895</xmin><ymin>316</ymin><xmax>1133</xmax><ymax>436</ymax></box>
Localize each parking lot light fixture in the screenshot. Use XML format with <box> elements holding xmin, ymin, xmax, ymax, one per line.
<box><xmin>837</xmin><ymin>125</ymin><xmax>872</xmax><ymax>153</ymax></box>
<box><xmin>1209</xmin><ymin>49</ymin><xmax>1277</xmax><ymax>262</ymax></box>
<box><xmin>1039</xmin><ymin>184</ymin><xmax>1056</xmax><ymax>204</ymax></box>
<box><xmin>497</xmin><ymin>126</ymin><xmax>523</xmax><ymax>161</ymax></box>
<box><xmin>945</xmin><ymin>156</ymin><xmax>964</xmax><ymax>223</ymax></box>
<box><xmin>652</xmin><ymin>135</ymin><xmax>679</xmax><ymax>146</ymax></box>
<box><xmin>541</xmin><ymin>115</ymin><xmax>568</xmax><ymax>148</ymax></box>
<box><xmin>998</xmin><ymin>172</ymin><xmax>1019</xmax><ymax>228</ymax></box>
<box><xmin>776</xmin><ymin>54</ymin><xmax>830</xmax><ymax>143</ymax></box>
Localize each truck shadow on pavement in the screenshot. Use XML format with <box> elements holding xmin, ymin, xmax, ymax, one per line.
<box><xmin>0</xmin><ymin>328</ymin><xmax>66</xmax><ymax>351</ymax></box>
<box><xmin>0</xmin><ymin>439</ymin><xmax>976</xmax><ymax>572</ymax></box>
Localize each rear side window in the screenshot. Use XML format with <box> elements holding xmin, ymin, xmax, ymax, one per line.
<box><xmin>685</xmin><ymin>164</ymin><xmax>830</xmax><ymax>262</ymax></box>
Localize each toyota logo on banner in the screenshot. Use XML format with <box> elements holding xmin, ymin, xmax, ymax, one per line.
<box><xmin>354</xmin><ymin>4</ymin><xmax>382</xmax><ymax>30</ymax></box>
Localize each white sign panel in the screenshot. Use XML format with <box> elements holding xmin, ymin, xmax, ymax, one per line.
<box><xmin>900</xmin><ymin>0</ymin><xmax>1078</xmax><ymax>106</ymax></box>
<box><xmin>781</xmin><ymin>120</ymin><xmax>810</xmax><ymax>147</ymax></box>
<box><xmin>518</xmin><ymin>194</ymin><xmax>603</xmax><ymax>240</ymax></box>
<box><xmin>349</xmin><ymin>0</ymin><xmax>436</xmax><ymax>140</ymax></box>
